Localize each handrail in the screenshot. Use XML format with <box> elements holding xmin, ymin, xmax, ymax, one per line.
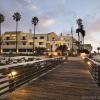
<box><xmin>0</xmin><ymin>56</ymin><xmax>66</xmax><ymax>97</ymax></box>
<box><xmin>84</xmin><ymin>57</ymin><xmax>100</xmax><ymax>86</ymax></box>
<box><xmin>0</xmin><ymin>56</ymin><xmax>64</xmax><ymax>69</ymax></box>
<box><xmin>85</xmin><ymin>57</ymin><xmax>100</xmax><ymax>65</ymax></box>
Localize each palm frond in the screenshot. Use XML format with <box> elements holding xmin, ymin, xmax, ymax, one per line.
<box><xmin>13</xmin><ymin>12</ymin><xmax>21</xmax><ymax>22</ymax></box>
<box><xmin>0</xmin><ymin>13</ymin><xmax>5</xmax><ymax>23</ymax></box>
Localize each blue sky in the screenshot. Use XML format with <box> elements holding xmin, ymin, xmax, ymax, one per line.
<box><xmin>0</xmin><ymin>0</ymin><xmax>100</xmax><ymax>51</ymax></box>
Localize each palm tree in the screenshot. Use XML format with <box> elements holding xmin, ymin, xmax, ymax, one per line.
<box><xmin>97</xmin><ymin>47</ymin><xmax>100</xmax><ymax>54</ymax></box>
<box><xmin>0</xmin><ymin>13</ymin><xmax>5</xmax><ymax>54</ymax></box>
<box><xmin>76</xmin><ymin>18</ymin><xmax>83</xmax><ymax>51</ymax></box>
<box><xmin>13</xmin><ymin>12</ymin><xmax>21</xmax><ymax>54</ymax></box>
<box><xmin>81</xmin><ymin>29</ymin><xmax>85</xmax><ymax>49</ymax></box>
<box><xmin>76</xmin><ymin>18</ymin><xmax>86</xmax><ymax>51</ymax></box>
<box><xmin>32</xmin><ymin>16</ymin><xmax>39</xmax><ymax>55</ymax></box>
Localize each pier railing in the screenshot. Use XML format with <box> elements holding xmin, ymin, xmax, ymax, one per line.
<box><xmin>0</xmin><ymin>56</ymin><xmax>65</xmax><ymax>96</ymax></box>
<box><xmin>84</xmin><ymin>57</ymin><xmax>100</xmax><ymax>86</ymax></box>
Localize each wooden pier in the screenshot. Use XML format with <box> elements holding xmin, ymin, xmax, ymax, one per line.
<box><xmin>2</xmin><ymin>57</ymin><xmax>100</xmax><ymax>100</ymax></box>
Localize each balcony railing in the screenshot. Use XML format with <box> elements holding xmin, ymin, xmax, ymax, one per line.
<box><xmin>3</xmin><ymin>39</ymin><xmax>16</xmax><ymax>41</ymax></box>
<box><xmin>0</xmin><ymin>56</ymin><xmax>65</xmax><ymax>96</ymax></box>
<box><xmin>2</xmin><ymin>45</ymin><xmax>16</xmax><ymax>49</ymax></box>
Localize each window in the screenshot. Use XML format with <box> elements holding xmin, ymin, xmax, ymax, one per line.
<box><xmin>10</xmin><ymin>42</ymin><xmax>15</xmax><ymax>45</ymax></box>
<box><xmin>35</xmin><ymin>37</ymin><xmax>37</xmax><ymax>39</ymax></box>
<box><xmin>33</xmin><ymin>37</ymin><xmax>37</xmax><ymax>39</ymax></box>
<box><xmin>23</xmin><ymin>42</ymin><xmax>26</xmax><ymax>45</ymax></box>
<box><xmin>19</xmin><ymin>49</ymin><xmax>26</xmax><ymax>52</ymax></box>
<box><xmin>6</xmin><ymin>37</ymin><xmax>10</xmax><ymax>40</ymax></box>
<box><xmin>39</xmin><ymin>42</ymin><xmax>43</xmax><ymax>45</ymax></box>
<box><xmin>27</xmin><ymin>49</ymin><xmax>32</xmax><ymax>52</ymax></box>
<box><xmin>52</xmin><ymin>37</ymin><xmax>55</xmax><ymax>41</ymax></box>
<box><xmin>6</xmin><ymin>42</ymin><xmax>9</xmax><ymax>45</ymax></box>
<box><xmin>30</xmin><ymin>42</ymin><xmax>33</xmax><ymax>45</ymax></box>
<box><xmin>40</xmin><ymin>36</ymin><xmax>44</xmax><ymax>39</ymax></box>
<box><xmin>22</xmin><ymin>36</ymin><xmax>26</xmax><ymax>40</ymax></box>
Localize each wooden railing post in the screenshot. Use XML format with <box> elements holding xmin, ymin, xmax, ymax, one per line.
<box><xmin>98</xmin><ymin>66</ymin><xmax>100</xmax><ymax>86</ymax></box>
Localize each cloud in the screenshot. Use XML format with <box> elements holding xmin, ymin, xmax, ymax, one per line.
<box><xmin>40</xmin><ymin>19</ymin><xmax>55</xmax><ymax>28</ymax></box>
<box><xmin>87</xmin><ymin>16</ymin><xmax>100</xmax><ymax>32</ymax></box>
<box><xmin>28</xmin><ymin>5</ymin><xmax>37</xmax><ymax>11</ymax></box>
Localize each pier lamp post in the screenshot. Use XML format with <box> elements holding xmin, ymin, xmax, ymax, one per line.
<box><xmin>8</xmin><ymin>70</ymin><xmax>17</xmax><ymax>91</ymax></box>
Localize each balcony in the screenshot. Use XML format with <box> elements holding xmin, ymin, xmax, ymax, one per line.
<box><xmin>3</xmin><ymin>39</ymin><xmax>16</xmax><ymax>41</ymax></box>
<box><xmin>18</xmin><ymin>45</ymin><xmax>32</xmax><ymax>49</ymax></box>
<box><xmin>2</xmin><ymin>45</ymin><xmax>16</xmax><ymax>49</ymax></box>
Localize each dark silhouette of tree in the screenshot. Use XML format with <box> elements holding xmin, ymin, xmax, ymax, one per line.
<box><xmin>81</xmin><ymin>29</ymin><xmax>85</xmax><ymax>49</ymax></box>
<box><xmin>76</xmin><ymin>18</ymin><xmax>82</xmax><ymax>51</ymax></box>
<box><xmin>32</xmin><ymin>16</ymin><xmax>39</xmax><ymax>55</ymax></box>
<box><xmin>76</xmin><ymin>18</ymin><xmax>86</xmax><ymax>51</ymax></box>
<box><xmin>97</xmin><ymin>47</ymin><xmax>100</xmax><ymax>54</ymax></box>
<box><xmin>13</xmin><ymin>12</ymin><xmax>21</xmax><ymax>54</ymax></box>
<box><xmin>0</xmin><ymin>13</ymin><xmax>4</xmax><ymax>54</ymax></box>
<box><xmin>56</xmin><ymin>45</ymin><xmax>68</xmax><ymax>55</ymax></box>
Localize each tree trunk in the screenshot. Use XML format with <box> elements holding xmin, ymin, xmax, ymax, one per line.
<box><xmin>33</xmin><ymin>25</ymin><xmax>36</xmax><ymax>55</ymax></box>
<box><xmin>16</xmin><ymin>21</ymin><xmax>18</xmax><ymax>54</ymax></box>
<box><xmin>78</xmin><ymin>32</ymin><xmax>80</xmax><ymax>51</ymax></box>
<box><xmin>83</xmin><ymin>36</ymin><xmax>84</xmax><ymax>50</ymax></box>
<box><xmin>71</xmin><ymin>28</ymin><xmax>73</xmax><ymax>54</ymax></box>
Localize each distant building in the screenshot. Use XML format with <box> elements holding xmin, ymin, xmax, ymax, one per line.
<box><xmin>58</xmin><ymin>34</ymin><xmax>78</xmax><ymax>54</ymax></box>
<box><xmin>1</xmin><ymin>31</ymin><xmax>58</xmax><ymax>54</ymax></box>
<box><xmin>83</xmin><ymin>44</ymin><xmax>93</xmax><ymax>52</ymax></box>
<box><xmin>1</xmin><ymin>31</ymin><xmax>91</xmax><ymax>54</ymax></box>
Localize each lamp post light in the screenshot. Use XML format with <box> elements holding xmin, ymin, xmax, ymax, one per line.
<box><xmin>8</xmin><ymin>70</ymin><xmax>17</xmax><ymax>91</ymax></box>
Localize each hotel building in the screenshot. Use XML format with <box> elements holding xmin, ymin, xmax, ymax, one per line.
<box><xmin>1</xmin><ymin>31</ymin><xmax>90</xmax><ymax>54</ymax></box>
<box><xmin>1</xmin><ymin>31</ymin><xmax>58</xmax><ymax>54</ymax></box>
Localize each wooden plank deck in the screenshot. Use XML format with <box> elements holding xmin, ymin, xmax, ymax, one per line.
<box><xmin>1</xmin><ymin>57</ymin><xmax>100</xmax><ymax>100</ymax></box>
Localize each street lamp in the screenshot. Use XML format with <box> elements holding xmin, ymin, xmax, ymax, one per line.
<box><xmin>8</xmin><ymin>70</ymin><xmax>17</xmax><ymax>78</ymax></box>
<box><xmin>8</xmin><ymin>70</ymin><xmax>17</xmax><ymax>91</ymax></box>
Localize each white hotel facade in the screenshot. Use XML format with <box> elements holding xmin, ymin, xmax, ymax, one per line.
<box><xmin>1</xmin><ymin>31</ymin><xmax>91</xmax><ymax>54</ymax></box>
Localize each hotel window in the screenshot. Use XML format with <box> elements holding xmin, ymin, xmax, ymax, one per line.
<box><xmin>23</xmin><ymin>42</ymin><xmax>26</xmax><ymax>45</ymax></box>
<box><xmin>6</xmin><ymin>37</ymin><xmax>10</xmax><ymax>40</ymax></box>
<box><xmin>33</xmin><ymin>37</ymin><xmax>37</xmax><ymax>39</ymax></box>
<box><xmin>10</xmin><ymin>42</ymin><xmax>15</xmax><ymax>45</ymax></box>
<box><xmin>39</xmin><ymin>42</ymin><xmax>43</xmax><ymax>45</ymax></box>
<box><xmin>6</xmin><ymin>42</ymin><xmax>9</xmax><ymax>45</ymax></box>
<box><xmin>40</xmin><ymin>36</ymin><xmax>44</xmax><ymax>39</ymax></box>
<box><xmin>30</xmin><ymin>42</ymin><xmax>33</xmax><ymax>45</ymax></box>
<box><xmin>52</xmin><ymin>37</ymin><xmax>55</xmax><ymax>41</ymax></box>
<box><xmin>35</xmin><ymin>37</ymin><xmax>37</xmax><ymax>39</ymax></box>
<box><xmin>22</xmin><ymin>36</ymin><xmax>26</xmax><ymax>40</ymax></box>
